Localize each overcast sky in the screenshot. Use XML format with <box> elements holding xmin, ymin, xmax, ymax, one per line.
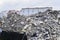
<box><xmin>0</xmin><ymin>0</ymin><xmax>60</xmax><ymax>11</ymax></box>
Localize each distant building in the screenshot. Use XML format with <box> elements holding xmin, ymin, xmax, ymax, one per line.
<box><xmin>20</xmin><ymin>7</ymin><xmax>52</xmax><ymax>15</ymax></box>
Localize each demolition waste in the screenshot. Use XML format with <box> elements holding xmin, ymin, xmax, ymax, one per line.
<box><xmin>0</xmin><ymin>7</ymin><xmax>60</xmax><ymax>40</ymax></box>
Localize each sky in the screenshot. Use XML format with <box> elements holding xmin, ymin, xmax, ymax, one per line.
<box><xmin>0</xmin><ymin>0</ymin><xmax>60</xmax><ymax>11</ymax></box>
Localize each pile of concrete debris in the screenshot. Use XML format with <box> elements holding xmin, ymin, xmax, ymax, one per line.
<box><xmin>0</xmin><ymin>8</ymin><xmax>60</xmax><ymax>40</ymax></box>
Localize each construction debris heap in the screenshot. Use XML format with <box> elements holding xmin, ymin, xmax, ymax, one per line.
<box><xmin>0</xmin><ymin>7</ymin><xmax>60</xmax><ymax>40</ymax></box>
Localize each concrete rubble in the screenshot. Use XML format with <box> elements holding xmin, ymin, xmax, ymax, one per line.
<box><xmin>0</xmin><ymin>8</ymin><xmax>60</xmax><ymax>40</ymax></box>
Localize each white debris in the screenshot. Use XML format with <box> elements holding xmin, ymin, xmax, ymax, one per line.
<box><xmin>14</xmin><ymin>20</ymin><xmax>17</xmax><ymax>22</ymax></box>
<box><xmin>0</xmin><ymin>28</ymin><xmax>2</xmax><ymax>32</ymax></box>
<box><xmin>23</xmin><ymin>24</ymin><xmax>32</xmax><ymax>30</ymax></box>
<box><xmin>2</xmin><ymin>20</ymin><xmax>5</xmax><ymax>23</ymax></box>
<box><xmin>20</xmin><ymin>21</ymin><xmax>24</xmax><ymax>24</ymax></box>
<box><xmin>57</xmin><ymin>36</ymin><xmax>60</xmax><ymax>40</ymax></box>
<box><xmin>11</xmin><ymin>24</ymin><xmax>14</xmax><ymax>27</ymax></box>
